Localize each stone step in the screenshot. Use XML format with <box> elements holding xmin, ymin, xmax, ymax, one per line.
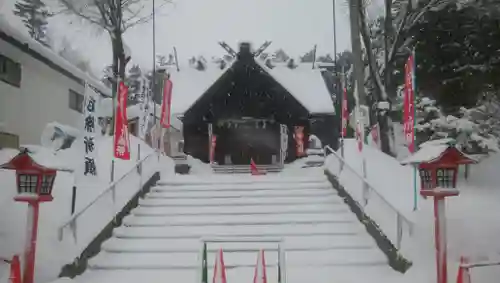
<box><xmin>101</xmin><ymin>235</ymin><xmax>377</xmax><ymax>253</ymax></box>
<box><xmin>131</xmin><ymin>204</ymin><xmax>347</xmax><ymax>217</ymax></box>
<box><xmin>138</xmin><ymin>195</ymin><xmax>342</xmax><ymax>207</ymax></box>
<box><xmin>88</xmin><ymin>249</ymin><xmax>387</xmax><ymax>270</ymax></box>
<box><xmin>122</xmin><ymin>212</ymin><xmax>356</xmax><ymax>227</ymax></box>
<box><xmin>113</xmin><ymin>223</ymin><xmax>363</xmax><ymax>239</ymax></box>
<box><xmin>78</xmin><ymin>266</ymin><xmax>403</xmax><ymax>283</ymax></box>
<box><xmin>151</xmin><ymin>182</ymin><xmax>333</xmax><ymax>193</ymax></box>
<box><xmin>157</xmin><ymin>176</ymin><xmax>328</xmax><ymax>186</ymax></box>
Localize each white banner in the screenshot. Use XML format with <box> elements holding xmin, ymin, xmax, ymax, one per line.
<box><xmin>280</xmin><ymin>124</ymin><xmax>288</xmax><ymax>164</ymax></box>
<box><xmin>138</xmin><ymin>75</ymin><xmax>151</xmax><ymax>140</ymax></box>
<box><xmin>80</xmin><ymin>83</ymin><xmax>99</xmax><ymax>181</ymax></box>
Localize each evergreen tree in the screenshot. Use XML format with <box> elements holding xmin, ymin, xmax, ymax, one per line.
<box><xmin>300</xmin><ymin>49</ymin><xmax>315</xmax><ymax>63</ymax></box>
<box><xmin>127</xmin><ymin>64</ymin><xmax>143</xmax><ymax>103</ymax></box>
<box><xmin>273</xmin><ymin>49</ymin><xmax>290</xmax><ymax>63</ymax></box>
<box><xmin>13</xmin><ymin>0</ymin><xmax>51</xmax><ymax>45</ymax></box>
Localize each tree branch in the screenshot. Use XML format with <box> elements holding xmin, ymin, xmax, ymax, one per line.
<box><xmin>379</xmin><ymin>0</ymin><xmax>447</xmax><ymax>76</ymax></box>
<box><xmin>359</xmin><ymin>7</ymin><xmax>388</xmax><ymax>100</ymax></box>
<box><xmin>58</xmin><ymin>0</ymin><xmax>113</xmax><ymax>32</ymax></box>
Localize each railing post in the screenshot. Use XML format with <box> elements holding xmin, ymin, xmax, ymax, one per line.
<box><xmin>396</xmin><ymin>213</ymin><xmax>403</xmax><ymax>250</ymax></box>
<box><xmin>340</xmin><ymin>139</ymin><xmax>345</xmax><ymax>173</ymax></box>
<box><xmin>361</xmin><ymin>157</ymin><xmax>369</xmax><ymax>206</ymax></box>
<box><xmin>110</xmin><ymin>159</ymin><xmax>115</xmax><ymax>183</ymax></box>
<box><xmin>278</xmin><ymin>242</ymin><xmax>287</xmax><ymax>283</ymax></box>
<box><xmin>71</xmin><ymin>185</ymin><xmax>77</xmax><ymax>215</ymax></box>
<box><xmin>362</xmin><ymin>180</ymin><xmax>369</xmax><ymax>207</ymax></box>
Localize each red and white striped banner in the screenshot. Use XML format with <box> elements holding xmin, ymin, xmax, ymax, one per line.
<box><xmin>403</xmin><ymin>54</ymin><xmax>415</xmax><ymax>153</ymax></box>
<box><xmin>341</xmin><ymin>87</ymin><xmax>348</xmax><ymax>137</ymax></box>
<box><xmin>160</xmin><ymin>78</ymin><xmax>173</xmax><ymax>128</ymax></box>
<box><xmin>114</xmin><ymin>81</ymin><xmax>131</xmax><ymax>160</ymax></box>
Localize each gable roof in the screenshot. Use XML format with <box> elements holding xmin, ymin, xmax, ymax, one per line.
<box><xmin>0</xmin><ymin>16</ymin><xmax>111</xmax><ymax>96</ymax></box>
<box><xmin>169</xmin><ymin>58</ymin><xmax>335</xmax><ymax>118</ymax></box>
<box><xmin>254</xmin><ymin>60</ymin><xmax>335</xmax><ymax>114</ymax></box>
<box><xmin>401</xmin><ymin>143</ymin><xmax>478</xmax><ymax>165</ymax></box>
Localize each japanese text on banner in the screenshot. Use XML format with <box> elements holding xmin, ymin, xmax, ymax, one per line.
<box><xmin>82</xmin><ymin>83</ymin><xmax>98</xmax><ymax>177</ymax></box>
<box><xmin>403</xmin><ymin>55</ymin><xmax>415</xmax><ymax>153</ymax></box>
<box><xmin>138</xmin><ymin>75</ymin><xmax>151</xmax><ymax>140</ymax></box>
<box><xmin>114</xmin><ymin>81</ymin><xmax>131</xmax><ymax>160</ymax></box>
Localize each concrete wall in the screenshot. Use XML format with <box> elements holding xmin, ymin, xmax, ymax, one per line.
<box><xmin>0</xmin><ymin>38</ymin><xmax>85</xmax><ymax>145</ymax></box>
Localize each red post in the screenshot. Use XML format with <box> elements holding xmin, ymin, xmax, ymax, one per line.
<box><xmin>421</xmin><ymin>189</ymin><xmax>459</xmax><ymax>283</ymax></box>
<box><xmin>23</xmin><ymin>201</ymin><xmax>40</xmax><ymax>283</ymax></box>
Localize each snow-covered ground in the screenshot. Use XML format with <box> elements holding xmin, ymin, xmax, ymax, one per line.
<box><xmin>0</xmin><ymin>136</ymin><xmax>174</xmax><ymax>283</ymax></box>
<box><xmin>326</xmin><ymin>139</ymin><xmax>500</xmax><ymax>283</ymax></box>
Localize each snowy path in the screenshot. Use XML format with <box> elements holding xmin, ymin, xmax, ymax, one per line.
<box><xmin>75</xmin><ymin>173</ymin><xmax>402</xmax><ymax>283</ymax></box>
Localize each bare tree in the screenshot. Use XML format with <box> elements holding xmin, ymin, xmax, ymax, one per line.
<box><xmin>57</xmin><ymin>0</ymin><xmax>171</xmax><ymax>135</ymax></box>
<box><xmin>357</xmin><ymin>0</ymin><xmax>452</xmax><ymax>154</ymax></box>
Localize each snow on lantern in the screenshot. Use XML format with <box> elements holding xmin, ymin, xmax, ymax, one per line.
<box><xmin>401</xmin><ymin>140</ymin><xmax>477</xmax><ymax>191</ymax></box>
<box><xmin>401</xmin><ymin>139</ymin><xmax>477</xmax><ymax>283</ymax></box>
<box><xmin>0</xmin><ymin>147</ymin><xmax>72</xmax><ymax>283</ymax></box>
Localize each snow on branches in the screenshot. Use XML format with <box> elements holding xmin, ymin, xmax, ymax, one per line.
<box><xmin>414</xmin><ymin>96</ymin><xmax>499</xmax><ymax>154</ymax></box>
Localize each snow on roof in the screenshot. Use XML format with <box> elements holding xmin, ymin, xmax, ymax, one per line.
<box><xmin>165</xmin><ymin>63</ymin><xmax>233</xmax><ymax>116</ymax></box>
<box><xmin>418</xmin><ymin>138</ymin><xmax>456</xmax><ymax>149</ymax></box>
<box><xmin>400</xmin><ymin>144</ymin><xmax>450</xmax><ymax>165</ymax></box>
<box><xmin>401</xmin><ymin>143</ymin><xmax>478</xmax><ymax>165</ymax></box>
<box><xmin>255</xmin><ymin>60</ymin><xmax>335</xmax><ymax>114</ymax></box>
<box><xmin>0</xmin><ymin>16</ymin><xmax>111</xmax><ymax>96</ymax></box>
<box><xmin>0</xmin><ymin>146</ymin><xmax>74</xmax><ymax>172</ymax></box>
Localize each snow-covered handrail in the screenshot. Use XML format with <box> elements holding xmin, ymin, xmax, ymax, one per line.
<box><xmin>323</xmin><ymin>145</ymin><xmax>413</xmax><ymax>249</ymax></box>
<box><xmin>58</xmin><ymin>152</ymin><xmax>156</xmax><ymax>240</ymax></box>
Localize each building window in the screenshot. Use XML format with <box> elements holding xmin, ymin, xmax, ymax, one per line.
<box><xmin>419</xmin><ymin>169</ymin><xmax>433</xmax><ymax>189</ymax></box>
<box><xmin>69</xmin><ymin>89</ymin><xmax>84</xmax><ymax>113</ymax></box>
<box><xmin>0</xmin><ymin>54</ymin><xmax>22</xmax><ymax>87</ymax></box>
<box><xmin>436</xmin><ymin>168</ymin><xmax>454</xmax><ymax>188</ymax></box>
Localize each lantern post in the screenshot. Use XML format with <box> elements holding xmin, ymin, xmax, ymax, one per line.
<box><xmin>401</xmin><ymin>141</ymin><xmax>477</xmax><ymax>283</ymax></box>
<box><xmin>420</xmin><ymin>185</ymin><xmax>458</xmax><ymax>283</ymax></box>
<box><xmin>1</xmin><ymin>148</ymin><xmax>70</xmax><ymax>283</ymax></box>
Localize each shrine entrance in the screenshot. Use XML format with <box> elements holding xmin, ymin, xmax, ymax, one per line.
<box><xmin>211</xmin><ymin>118</ymin><xmax>281</xmax><ymax>165</ymax></box>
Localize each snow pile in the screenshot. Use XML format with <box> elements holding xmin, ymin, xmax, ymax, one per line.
<box><xmin>325</xmin><ymin>139</ymin><xmax>415</xmax><ymax>253</ymax></box>
<box><xmin>186</xmin><ymin>155</ymin><xmax>213</xmax><ymax>175</ymax></box>
<box><xmin>0</xmin><ymin>16</ymin><xmax>110</xmax><ymax>96</ymax></box>
<box><xmin>0</xmin><ymin>135</ymin><xmax>172</xmax><ymax>283</ymax></box>
<box><xmin>326</xmin><ymin>138</ymin><xmax>500</xmax><ymax>283</ymax></box>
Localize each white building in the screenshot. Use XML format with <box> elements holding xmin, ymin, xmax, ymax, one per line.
<box><xmin>0</xmin><ymin>17</ymin><xmax>111</xmax><ymax>146</ymax></box>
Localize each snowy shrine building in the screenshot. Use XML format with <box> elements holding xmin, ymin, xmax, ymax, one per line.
<box><xmin>180</xmin><ymin>42</ymin><xmax>337</xmax><ymax>165</ymax></box>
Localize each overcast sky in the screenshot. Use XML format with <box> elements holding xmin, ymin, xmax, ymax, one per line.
<box><xmin>1</xmin><ymin>0</ymin><xmax>383</xmax><ymax>76</ymax></box>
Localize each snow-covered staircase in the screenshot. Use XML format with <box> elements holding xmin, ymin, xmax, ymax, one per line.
<box><xmin>76</xmin><ymin>174</ymin><xmax>400</xmax><ymax>283</ymax></box>
<box><xmin>211</xmin><ymin>164</ymin><xmax>283</xmax><ymax>174</ymax></box>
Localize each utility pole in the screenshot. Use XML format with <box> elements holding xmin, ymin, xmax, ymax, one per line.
<box><xmin>348</xmin><ymin>0</ymin><xmax>366</xmax><ymax>107</ymax></box>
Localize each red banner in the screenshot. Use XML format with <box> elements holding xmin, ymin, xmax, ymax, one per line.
<box><xmin>355</xmin><ymin>122</ymin><xmax>363</xmax><ymax>152</ymax></box>
<box><xmin>341</xmin><ymin>87</ymin><xmax>348</xmax><ymax>137</ymax></box>
<box><xmin>209</xmin><ymin>135</ymin><xmax>217</xmax><ymax>163</ymax></box>
<box><xmin>161</xmin><ymin>79</ymin><xmax>173</xmax><ymax>128</ymax></box>
<box><xmin>403</xmin><ymin>55</ymin><xmax>415</xmax><ymax>153</ymax></box>
<box><xmin>294</xmin><ymin>126</ymin><xmax>305</xmax><ymax>157</ymax></box>
<box><xmin>114</xmin><ymin>81</ymin><xmax>131</xmax><ymax>160</ymax></box>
